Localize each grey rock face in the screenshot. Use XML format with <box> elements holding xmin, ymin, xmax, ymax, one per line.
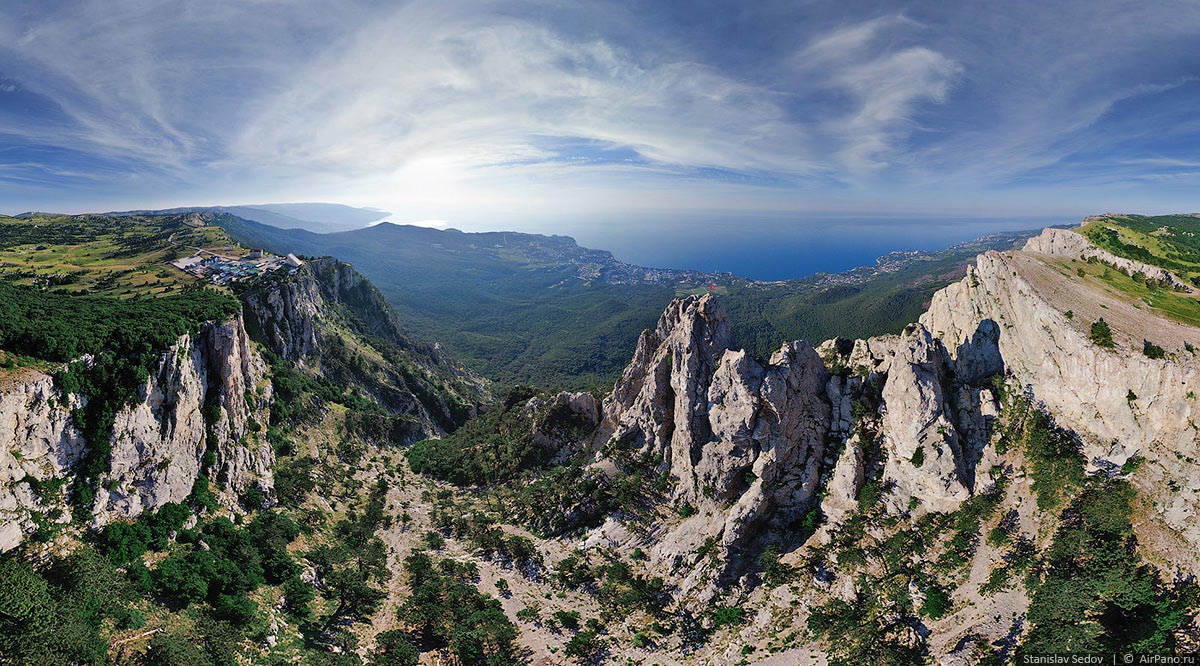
<box><xmin>0</xmin><ymin>372</ymin><xmax>87</xmax><ymax>551</ymax></box>
<box><xmin>242</xmin><ymin>272</ymin><xmax>323</xmax><ymax>363</ymax></box>
<box><xmin>922</xmin><ymin>244</ymin><xmax>1200</xmax><ymax>562</ymax></box>
<box><xmin>93</xmin><ymin>311</ymin><xmax>273</xmax><ymax>525</ymax></box>
<box><xmin>603</xmin><ymin>294</ymin><xmax>736</xmax><ymax>494</ymax></box>
<box><xmin>0</xmin><ymin>312</ymin><xmax>273</xmax><ymax>551</ymax></box>
<box><xmin>922</xmin><ymin>250</ymin><xmax>1200</xmax><ymax>463</ymax></box>
<box><xmin>880</xmin><ymin>325</ymin><xmax>970</xmax><ymax>514</ymax></box>
<box><xmin>598</xmin><ymin>295</ymin><xmax>831</xmax><ymax>589</ymax></box>
<box><xmin>818</xmin><ymin>432</ymin><xmax>865</xmax><ymax>532</ymax></box>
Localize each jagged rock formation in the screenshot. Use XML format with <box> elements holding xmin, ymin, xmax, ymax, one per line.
<box><xmin>0</xmin><ymin>312</ymin><xmax>272</xmax><ymax>552</ymax></box>
<box><xmin>241</xmin><ymin>256</ymin><xmax>486</xmax><ymax>438</ymax></box>
<box><xmin>879</xmin><ymin>325</ymin><xmax>971</xmax><ymax>514</ymax></box>
<box><xmin>578</xmin><ymin>224</ymin><xmax>1200</xmax><ymax>591</ymax></box>
<box><xmin>593</xmin><ymin>295</ymin><xmax>833</xmax><ymax>593</ymax></box>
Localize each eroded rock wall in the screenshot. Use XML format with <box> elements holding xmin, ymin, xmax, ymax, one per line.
<box><xmin>0</xmin><ymin>312</ymin><xmax>273</xmax><ymax>551</ymax></box>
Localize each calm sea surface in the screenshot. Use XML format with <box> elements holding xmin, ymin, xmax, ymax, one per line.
<box><xmin>486</xmin><ymin>212</ymin><xmax>1068</xmax><ymax>281</ymax></box>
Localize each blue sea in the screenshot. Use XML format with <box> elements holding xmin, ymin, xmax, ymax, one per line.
<box><xmin>480</xmin><ymin>212</ymin><xmax>1069</xmax><ymax>281</ymax></box>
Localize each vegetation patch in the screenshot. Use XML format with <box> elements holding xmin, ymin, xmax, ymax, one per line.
<box><xmin>1019</xmin><ymin>480</ymin><xmax>1197</xmax><ymax>655</ymax></box>
<box><xmin>406</xmin><ymin>386</ymin><xmax>543</xmax><ymax>486</ymax></box>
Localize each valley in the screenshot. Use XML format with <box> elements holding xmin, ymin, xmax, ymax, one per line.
<box><xmin>212</xmin><ymin>213</ymin><xmax>1042</xmax><ymax>389</ymax></box>
<box><xmin>1</xmin><ymin>212</ymin><xmax>1199</xmax><ymax>665</ymax></box>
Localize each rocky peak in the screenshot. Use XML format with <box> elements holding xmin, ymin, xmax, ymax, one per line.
<box><xmin>596</xmin><ymin>294</ymin><xmax>833</xmax><ymax>593</ymax></box>
<box><xmin>602</xmin><ymin>294</ymin><xmax>735</xmax><ymax>482</ymax></box>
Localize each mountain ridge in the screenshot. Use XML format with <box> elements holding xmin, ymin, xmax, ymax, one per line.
<box><xmin>211</xmin><ymin>211</ymin><xmax>1046</xmax><ymax>388</ymax></box>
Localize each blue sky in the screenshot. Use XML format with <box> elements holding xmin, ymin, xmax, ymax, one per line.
<box><xmin>1</xmin><ymin>0</ymin><xmax>1198</xmax><ymax>225</ymax></box>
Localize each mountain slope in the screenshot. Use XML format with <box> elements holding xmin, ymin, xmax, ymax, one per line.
<box><xmin>392</xmin><ymin>216</ymin><xmax>1200</xmax><ymax>663</ymax></box>
<box><xmin>214</xmin><ymin>213</ymin><xmax>1042</xmax><ymax>388</ymax></box>
<box><xmin>3</xmin><ymin>211</ymin><xmax>1199</xmax><ymax>665</ymax></box>
<box><xmin>0</xmin><ymin>212</ymin><xmax>486</xmax><ymax>553</ymax></box>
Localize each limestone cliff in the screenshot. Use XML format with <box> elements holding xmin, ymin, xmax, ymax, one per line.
<box><xmin>93</xmin><ymin>313</ymin><xmax>272</xmax><ymax>525</ymax></box>
<box><xmin>921</xmin><ymin>229</ymin><xmax>1200</xmax><ymax>562</ymax></box>
<box><xmin>0</xmin><ymin>312</ymin><xmax>272</xmax><ymax>552</ymax></box>
<box><xmin>241</xmin><ymin>256</ymin><xmax>485</xmax><ymax>439</ymax></box>
<box><xmin>0</xmin><ymin>371</ymin><xmax>86</xmax><ymax>551</ymax></box>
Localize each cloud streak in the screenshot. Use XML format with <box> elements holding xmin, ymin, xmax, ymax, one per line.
<box><xmin>0</xmin><ymin>0</ymin><xmax>1198</xmax><ymax>217</ymax></box>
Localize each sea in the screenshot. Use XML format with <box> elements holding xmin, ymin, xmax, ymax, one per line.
<box><xmin>484</xmin><ymin>212</ymin><xmax>1070</xmax><ymax>281</ymax></box>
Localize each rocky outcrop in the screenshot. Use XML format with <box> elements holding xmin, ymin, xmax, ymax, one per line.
<box><xmin>585</xmin><ymin>223</ymin><xmax>1200</xmax><ymax>581</ymax></box>
<box><xmin>0</xmin><ymin>372</ymin><xmax>86</xmax><ymax>551</ymax></box>
<box><xmin>0</xmin><ymin>312</ymin><xmax>273</xmax><ymax>552</ymax></box>
<box><xmin>922</xmin><ymin>244</ymin><xmax>1200</xmax><ymax>559</ymax></box>
<box><xmin>241</xmin><ymin>270</ymin><xmax>323</xmax><ymax>363</ymax></box>
<box><xmin>1024</xmin><ymin>227</ymin><xmax>1193</xmax><ymax>292</ymax></box>
<box><xmin>817</xmin><ymin>335</ymin><xmax>901</xmax><ymax>377</ymax></box>
<box><xmin>879</xmin><ymin>325</ymin><xmax>970</xmax><ymax>514</ymax></box>
<box><xmin>596</xmin><ymin>295</ymin><xmax>831</xmax><ymax>591</ymax></box>
<box><xmin>526</xmin><ymin>391</ymin><xmax>602</xmax><ymax>462</ymax></box>
<box><xmin>922</xmin><ymin>250</ymin><xmax>1200</xmax><ymax>462</ymax></box>
<box><xmin>94</xmin><ymin>313</ymin><xmax>271</xmax><ymax>524</ymax></box>
<box><xmin>818</xmin><ymin>433</ymin><xmax>865</xmax><ymax>530</ymax></box>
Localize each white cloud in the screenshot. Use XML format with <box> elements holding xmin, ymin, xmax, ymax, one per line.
<box><xmin>232</xmin><ymin>5</ymin><xmax>814</xmax><ymax>180</ymax></box>
<box><xmin>1</xmin><ymin>0</ymin><xmax>1198</xmax><ymax>215</ymax></box>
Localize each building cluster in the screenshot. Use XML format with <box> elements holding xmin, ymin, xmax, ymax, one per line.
<box><xmin>171</xmin><ymin>248</ymin><xmax>303</xmax><ymax>285</ymax></box>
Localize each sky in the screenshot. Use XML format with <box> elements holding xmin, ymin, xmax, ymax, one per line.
<box><xmin>1</xmin><ymin>0</ymin><xmax>1199</xmax><ymax>227</ymax></box>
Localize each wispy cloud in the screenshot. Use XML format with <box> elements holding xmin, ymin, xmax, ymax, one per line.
<box><xmin>0</xmin><ymin>0</ymin><xmax>1198</xmax><ymax>216</ymax></box>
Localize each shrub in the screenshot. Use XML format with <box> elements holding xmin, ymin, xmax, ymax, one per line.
<box><xmin>397</xmin><ymin>553</ymin><xmax>518</xmax><ymax>664</ymax></box>
<box><xmin>758</xmin><ymin>546</ymin><xmax>796</xmax><ymax>588</ymax></box>
<box><xmin>710</xmin><ymin>605</ymin><xmax>747</xmax><ymax>628</ymax></box>
<box><xmin>919</xmin><ymin>586</ymin><xmax>951</xmax><ymax>619</ymax></box>
<box><xmin>284</xmin><ymin>575</ymin><xmax>315</xmax><ymax>617</ymax></box>
<box><xmin>370</xmin><ymin>629</ymin><xmax>419</xmax><ymax>666</ymax></box>
<box><xmin>274</xmin><ymin>456</ymin><xmax>316</xmax><ymax>507</ymax></box>
<box><xmin>240</xmin><ymin>486</ymin><xmax>267</xmax><ymax>511</ymax></box>
<box><xmin>516</xmin><ymin>604</ymin><xmax>540</xmax><ymax>623</ymax></box>
<box><xmin>554</xmin><ymin>610</ymin><xmax>581</xmax><ymax>631</ymax></box>
<box><xmin>564</xmin><ymin>630</ymin><xmax>601</xmax><ymax>660</ymax></box>
<box><xmin>1143</xmin><ymin>341</ymin><xmax>1166</xmax><ymax>359</ymax></box>
<box><xmin>1089</xmin><ymin>319</ymin><xmax>1114</xmax><ymax>348</ymax></box>
<box><xmin>985</xmin><ymin>525</ymin><xmax>1010</xmax><ymax>548</ymax></box>
<box><xmin>910</xmin><ymin>446</ymin><xmax>925</xmax><ymax>468</ymax></box>
<box><xmin>423</xmin><ymin>530</ymin><xmax>446</xmax><ymax>550</ymax></box>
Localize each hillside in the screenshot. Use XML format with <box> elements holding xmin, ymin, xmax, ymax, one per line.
<box><xmin>3</xmin><ymin>212</ymin><xmax>1198</xmax><ymax>665</ymax></box>
<box><xmin>111</xmin><ymin>203</ymin><xmax>391</xmax><ymax>234</ymax></box>
<box><xmin>382</xmin><ymin>215</ymin><xmax>1200</xmax><ymax>663</ymax></box>
<box><xmin>213</xmin><ymin>213</ymin><xmax>1042</xmax><ymax>389</ymax></box>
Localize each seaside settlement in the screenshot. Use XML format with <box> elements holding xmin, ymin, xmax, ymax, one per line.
<box><xmin>171</xmin><ymin>247</ymin><xmax>303</xmax><ymax>285</ymax></box>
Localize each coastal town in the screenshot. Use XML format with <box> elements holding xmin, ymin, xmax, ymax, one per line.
<box><xmin>170</xmin><ymin>247</ymin><xmax>303</xmax><ymax>285</ymax></box>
